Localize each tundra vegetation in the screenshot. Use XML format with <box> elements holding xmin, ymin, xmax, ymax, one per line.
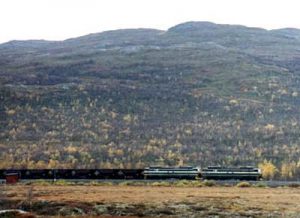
<box><xmin>1</xmin><ymin>22</ymin><xmax>300</xmax><ymax>179</ymax></box>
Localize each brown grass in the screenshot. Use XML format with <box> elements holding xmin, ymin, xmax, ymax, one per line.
<box><xmin>2</xmin><ymin>184</ymin><xmax>300</xmax><ymax>216</ymax></box>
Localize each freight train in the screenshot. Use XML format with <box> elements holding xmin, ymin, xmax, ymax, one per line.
<box><xmin>0</xmin><ymin>166</ymin><xmax>262</xmax><ymax>181</ymax></box>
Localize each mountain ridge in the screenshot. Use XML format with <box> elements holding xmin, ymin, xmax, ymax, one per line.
<box><xmin>2</xmin><ymin>21</ymin><xmax>300</xmax><ymax>47</ymax></box>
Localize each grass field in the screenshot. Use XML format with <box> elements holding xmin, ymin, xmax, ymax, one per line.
<box><xmin>1</xmin><ymin>184</ymin><xmax>300</xmax><ymax>217</ymax></box>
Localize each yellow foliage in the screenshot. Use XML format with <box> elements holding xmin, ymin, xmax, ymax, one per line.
<box><xmin>281</xmin><ymin>162</ymin><xmax>297</xmax><ymax>179</ymax></box>
<box><xmin>184</xmin><ymin>128</ymin><xmax>192</xmax><ymax>135</ymax></box>
<box><xmin>64</xmin><ymin>146</ymin><xmax>78</xmax><ymax>154</ymax></box>
<box><xmin>123</xmin><ymin>114</ymin><xmax>132</xmax><ymax>123</ymax></box>
<box><xmin>229</xmin><ymin>99</ymin><xmax>238</xmax><ymax>105</ymax></box>
<box><xmin>48</xmin><ymin>159</ymin><xmax>59</xmax><ymax>169</ymax></box>
<box><xmin>115</xmin><ymin>149</ymin><xmax>124</xmax><ymax>156</ymax></box>
<box><xmin>110</xmin><ymin>111</ymin><xmax>117</xmax><ymax>119</ymax></box>
<box><xmin>36</xmin><ymin>160</ymin><xmax>47</xmax><ymax>169</ymax></box>
<box><xmin>264</xmin><ymin>124</ymin><xmax>275</xmax><ymax>131</ymax></box>
<box><xmin>259</xmin><ymin>160</ymin><xmax>278</xmax><ymax>179</ymax></box>
<box><xmin>6</xmin><ymin>109</ymin><xmax>16</xmax><ymax>115</ymax></box>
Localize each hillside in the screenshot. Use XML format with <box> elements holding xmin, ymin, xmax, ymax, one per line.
<box><xmin>1</xmin><ymin>21</ymin><xmax>300</xmax><ymax>176</ymax></box>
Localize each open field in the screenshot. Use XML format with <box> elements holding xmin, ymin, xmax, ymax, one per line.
<box><xmin>1</xmin><ymin>184</ymin><xmax>300</xmax><ymax>217</ymax></box>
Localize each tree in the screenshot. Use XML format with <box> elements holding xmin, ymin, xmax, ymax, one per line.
<box><xmin>281</xmin><ymin>162</ymin><xmax>296</xmax><ymax>180</ymax></box>
<box><xmin>259</xmin><ymin>160</ymin><xmax>278</xmax><ymax>180</ymax></box>
<box><xmin>48</xmin><ymin>159</ymin><xmax>59</xmax><ymax>169</ymax></box>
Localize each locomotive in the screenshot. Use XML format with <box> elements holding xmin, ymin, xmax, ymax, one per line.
<box><xmin>0</xmin><ymin>166</ymin><xmax>262</xmax><ymax>181</ymax></box>
<box><xmin>201</xmin><ymin>166</ymin><xmax>262</xmax><ymax>180</ymax></box>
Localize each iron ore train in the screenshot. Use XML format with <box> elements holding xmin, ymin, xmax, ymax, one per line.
<box><xmin>0</xmin><ymin>166</ymin><xmax>262</xmax><ymax>181</ymax></box>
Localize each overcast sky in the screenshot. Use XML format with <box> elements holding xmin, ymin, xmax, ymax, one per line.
<box><xmin>1</xmin><ymin>0</ymin><xmax>300</xmax><ymax>43</ymax></box>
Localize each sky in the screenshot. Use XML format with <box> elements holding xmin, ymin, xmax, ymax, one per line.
<box><xmin>0</xmin><ymin>0</ymin><xmax>300</xmax><ymax>43</ymax></box>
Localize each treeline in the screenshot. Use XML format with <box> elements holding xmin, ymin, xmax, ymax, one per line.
<box><xmin>259</xmin><ymin>160</ymin><xmax>300</xmax><ymax>180</ymax></box>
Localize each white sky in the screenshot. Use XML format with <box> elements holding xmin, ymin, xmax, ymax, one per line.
<box><xmin>0</xmin><ymin>0</ymin><xmax>300</xmax><ymax>43</ymax></box>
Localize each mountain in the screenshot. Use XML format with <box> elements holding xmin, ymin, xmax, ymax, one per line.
<box><xmin>1</xmin><ymin>21</ymin><xmax>300</xmax><ymax>170</ymax></box>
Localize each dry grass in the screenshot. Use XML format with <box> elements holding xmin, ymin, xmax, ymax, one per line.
<box><xmin>2</xmin><ymin>184</ymin><xmax>300</xmax><ymax>216</ymax></box>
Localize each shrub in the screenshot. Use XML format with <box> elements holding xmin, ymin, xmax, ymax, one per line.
<box><xmin>54</xmin><ymin>180</ymin><xmax>75</xmax><ymax>186</ymax></box>
<box><xmin>59</xmin><ymin>207</ymin><xmax>85</xmax><ymax>216</ymax></box>
<box><xmin>202</xmin><ymin>180</ymin><xmax>216</xmax><ymax>187</ymax></box>
<box><xmin>119</xmin><ymin>181</ymin><xmax>146</xmax><ymax>186</ymax></box>
<box><xmin>174</xmin><ymin>180</ymin><xmax>190</xmax><ymax>187</ymax></box>
<box><xmin>76</xmin><ymin>181</ymin><xmax>86</xmax><ymax>186</ymax></box>
<box><xmin>255</xmin><ymin>182</ymin><xmax>267</xmax><ymax>188</ymax></box>
<box><xmin>85</xmin><ymin>181</ymin><xmax>113</xmax><ymax>186</ymax></box>
<box><xmin>190</xmin><ymin>181</ymin><xmax>203</xmax><ymax>187</ymax></box>
<box><xmin>151</xmin><ymin>181</ymin><xmax>171</xmax><ymax>187</ymax></box>
<box><xmin>85</xmin><ymin>181</ymin><xmax>100</xmax><ymax>186</ymax></box>
<box><xmin>236</xmin><ymin>181</ymin><xmax>251</xmax><ymax>188</ymax></box>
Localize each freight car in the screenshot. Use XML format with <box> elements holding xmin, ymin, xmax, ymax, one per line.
<box><xmin>0</xmin><ymin>169</ymin><xmax>144</xmax><ymax>180</ymax></box>
<box><xmin>201</xmin><ymin>166</ymin><xmax>262</xmax><ymax>180</ymax></box>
